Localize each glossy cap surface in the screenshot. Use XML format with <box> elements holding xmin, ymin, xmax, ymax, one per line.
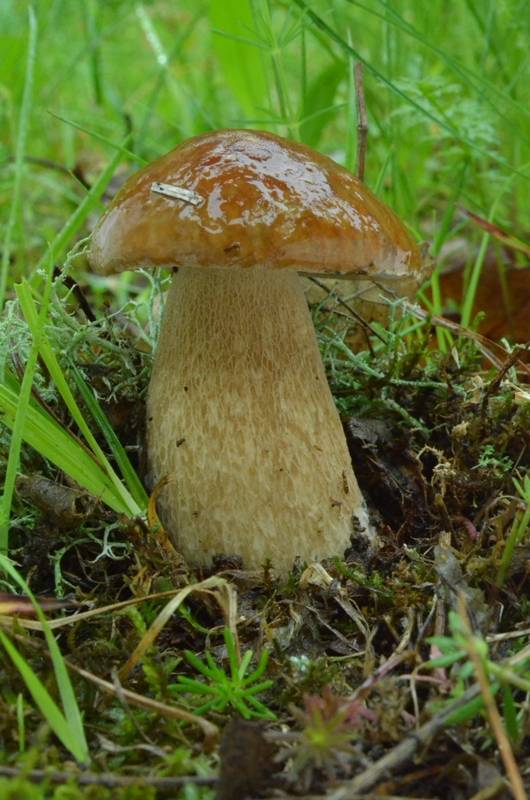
<box><xmin>89</xmin><ymin>129</ymin><xmax>421</xmax><ymax>280</ymax></box>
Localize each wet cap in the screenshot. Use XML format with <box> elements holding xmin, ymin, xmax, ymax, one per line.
<box><xmin>89</xmin><ymin>129</ymin><xmax>421</xmax><ymax>280</ymax></box>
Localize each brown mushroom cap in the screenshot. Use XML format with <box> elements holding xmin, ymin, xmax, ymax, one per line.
<box><xmin>89</xmin><ymin>129</ymin><xmax>421</xmax><ymax>280</ymax></box>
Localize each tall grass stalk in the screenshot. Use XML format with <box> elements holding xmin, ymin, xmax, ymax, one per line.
<box><xmin>0</xmin><ymin>253</ymin><xmax>54</xmax><ymax>552</ymax></box>
<box><xmin>0</xmin><ymin>555</ymin><xmax>89</xmax><ymax>763</ymax></box>
<box><xmin>209</xmin><ymin>0</ymin><xmax>269</xmax><ymax>118</ymax></box>
<box><xmin>0</xmin><ymin>7</ymin><xmax>37</xmax><ymax>313</ymax></box>
<box><xmin>292</xmin><ymin>0</ymin><xmax>528</xmax><ymax>183</ymax></box>
<box><xmin>70</xmin><ymin>363</ymin><xmax>148</xmax><ymax>509</ymax></box>
<box><xmin>33</xmin><ymin>139</ymin><xmax>131</xmax><ymax>276</ymax></box>
<box><xmin>16</xmin><ymin>284</ymin><xmax>142</xmax><ymax>517</ymax></box>
<box><xmin>460</xmin><ymin>173</ymin><xmax>515</xmax><ymax>328</ymax></box>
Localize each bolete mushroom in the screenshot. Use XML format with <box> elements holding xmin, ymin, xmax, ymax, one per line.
<box><xmin>88</xmin><ymin>129</ymin><xmax>421</xmax><ymax>573</ymax></box>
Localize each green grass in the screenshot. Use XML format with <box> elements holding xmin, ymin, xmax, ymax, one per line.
<box><xmin>2</xmin><ymin>1</ymin><xmax>530</xmax><ymax>795</ymax></box>
<box><xmin>0</xmin><ymin>260</ymin><xmax>54</xmax><ymax>551</ymax></box>
<box><xmin>2</xmin><ymin>2</ymin><xmax>529</xmax><ymax>236</ymax></box>
<box><xmin>1</xmin><ymin>2</ymin><xmax>528</xmax><ymax>324</ymax></box>
<box><xmin>1</xmin><ymin>3</ymin><xmax>529</xmax><ymax>373</ymax></box>
<box><xmin>0</xmin><ymin>6</ymin><xmax>36</xmax><ymax>312</ymax></box>
<box><xmin>171</xmin><ymin>627</ymin><xmax>275</xmax><ymax>719</ymax></box>
<box><xmin>0</xmin><ymin>555</ymin><xmax>89</xmax><ymax>764</ymax></box>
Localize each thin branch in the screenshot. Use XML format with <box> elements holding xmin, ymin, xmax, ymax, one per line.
<box><xmin>1</xmin><ymin>627</ymin><xmax>219</xmax><ymax>748</ymax></box>
<box><xmin>324</xmin><ymin>641</ymin><xmax>530</xmax><ymax>798</ymax></box>
<box><xmin>354</xmin><ymin>61</ymin><xmax>368</xmax><ymax>182</ymax></box>
<box><xmin>0</xmin><ymin>766</ymin><xmax>216</xmax><ymax>791</ymax></box>
<box><xmin>69</xmin><ymin>661</ymin><xmax>219</xmax><ymax>749</ymax></box>
<box><xmin>307</xmin><ymin>275</ymin><xmax>385</xmax><ymax>345</ymax></box>
<box><xmin>402</xmin><ymin>299</ymin><xmax>530</xmax><ymax>376</ymax></box>
<box><xmin>457</xmin><ymin>596</ymin><xmax>527</xmax><ymax>800</ymax></box>
<box><xmin>325</xmin><ymin>682</ymin><xmax>481</xmax><ymax>798</ymax></box>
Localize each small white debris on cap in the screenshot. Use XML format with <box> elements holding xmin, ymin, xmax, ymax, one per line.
<box><xmin>150</xmin><ymin>182</ymin><xmax>204</xmax><ymax>207</ymax></box>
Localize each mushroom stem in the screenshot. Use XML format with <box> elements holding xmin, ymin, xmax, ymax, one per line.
<box><xmin>147</xmin><ymin>267</ymin><xmax>371</xmax><ymax>572</ymax></box>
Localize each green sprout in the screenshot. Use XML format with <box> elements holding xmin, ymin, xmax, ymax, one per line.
<box><xmin>170</xmin><ymin>628</ymin><xmax>276</xmax><ymax>720</ymax></box>
<box><xmin>288</xmin><ymin>686</ymin><xmax>376</xmax><ymax>784</ymax></box>
<box><xmin>476</xmin><ymin>444</ymin><xmax>513</xmax><ymax>475</ymax></box>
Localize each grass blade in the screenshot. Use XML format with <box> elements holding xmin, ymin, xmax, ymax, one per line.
<box><xmin>0</xmin><ymin>631</ymin><xmax>84</xmax><ymax>759</ymax></box>
<box><xmin>0</xmin><ymin>7</ymin><xmax>37</xmax><ymax>312</ymax></box>
<box><xmin>33</xmin><ymin>139</ymin><xmax>132</xmax><ymax>275</ymax></box>
<box><xmin>292</xmin><ymin>0</ymin><xmax>529</xmax><ymax>183</ymax></box>
<box><xmin>0</xmin><ymin>554</ymin><xmax>89</xmax><ymax>763</ymax></box>
<box><xmin>16</xmin><ymin>282</ymin><xmax>142</xmax><ymax>517</ymax></box>
<box><xmin>70</xmin><ymin>362</ymin><xmax>148</xmax><ymax>509</ymax></box>
<box><xmin>300</xmin><ymin>60</ymin><xmax>344</xmax><ymax>146</ymax></box>
<box><xmin>210</xmin><ymin>0</ymin><xmax>269</xmax><ymax>116</ymax></box>
<box><xmin>0</xmin><ymin>379</ymin><xmax>133</xmax><ymax>513</ymax></box>
<box><xmin>0</xmin><ymin>252</ymin><xmax>53</xmax><ymax>552</ymax></box>
<box><xmin>48</xmin><ymin>111</ymin><xmax>143</xmax><ymax>163</ymax></box>
<box><xmin>135</xmin><ymin>3</ymin><xmax>196</xmax><ymax>139</ymax></box>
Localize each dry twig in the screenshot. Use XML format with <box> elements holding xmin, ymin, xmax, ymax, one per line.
<box><xmin>0</xmin><ymin>766</ymin><xmax>215</xmax><ymax>791</ymax></box>
<box><xmin>354</xmin><ymin>62</ymin><xmax>368</xmax><ymax>182</ymax></box>
<box><xmin>325</xmin><ymin>682</ymin><xmax>481</xmax><ymax>797</ymax></box>
<box><xmin>457</xmin><ymin>595</ymin><xmax>527</xmax><ymax>800</ymax></box>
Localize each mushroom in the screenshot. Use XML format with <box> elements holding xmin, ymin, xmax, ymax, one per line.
<box><xmin>88</xmin><ymin>129</ymin><xmax>421</xmax><ymax>574</ymax></box>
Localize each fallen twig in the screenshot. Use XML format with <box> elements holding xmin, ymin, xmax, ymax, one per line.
<box><xmin>325</xmin><ymin>682</ymin><xmax>481</xmax><ymax>798</ymax></box>
<box><xmin>0</xmin><ymin>765</ymin><xmax>216</xmax><ymax>791</ymax></box>
<box><xmin>354</xmin><ymin>62</ymin><xmax>368</xmax><ymax>182</ymax></box>
<box><xmin>324</xmin><ymin>642</ymin><xmax>530</xmax><ymax>798</ymax></box>
<box><xmin>457</xmin><ymin>596</ymin><xmax>527</xmax><ymax>800</ymax></box>
<box><xmin>67</xmin><ymin>661</ymin><xmax>219</xmax><ymax>750</ymax></box>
